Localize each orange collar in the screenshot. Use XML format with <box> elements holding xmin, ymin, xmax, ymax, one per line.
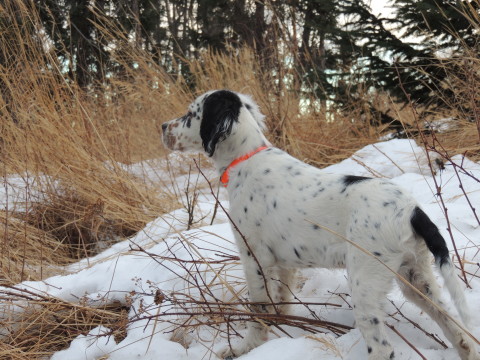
<box><xmin>220</xmin><ymin>145</ymin><xmax>269</xmax><ymax>187</ymax></box>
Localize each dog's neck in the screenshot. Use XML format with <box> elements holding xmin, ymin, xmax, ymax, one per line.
<box><xmin>211</xmin><ymin>122</ymin><xmax>271</xmax><ymax>177</ymax></box>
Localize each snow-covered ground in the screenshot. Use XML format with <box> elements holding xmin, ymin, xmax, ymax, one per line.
<box><xmin>1</xmin><ymin>139</ymin><xmax>479</xmax><ymax>359</ymax></box>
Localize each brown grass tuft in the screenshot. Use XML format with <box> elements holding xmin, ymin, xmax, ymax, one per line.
<box><xmin>0</xmin><ymin>210</ymin><xmax>69</xmax><ymax>283</ymax></box>
<box><xmin>0</xmin><ymin>289</ymin><xmax>128</xmax><ymax>359</ymax></box>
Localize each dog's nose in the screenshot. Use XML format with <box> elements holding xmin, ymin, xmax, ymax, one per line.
<box><xmin>161</xmin><ymin>123</ymin><xmax>168</xmax><ymax>132</ymax></box>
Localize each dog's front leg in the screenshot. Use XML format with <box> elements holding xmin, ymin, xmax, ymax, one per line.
<box><xmin>219</xmin><ymin>252</ymin><xmax>274</xmax><ymax>358</ymax></box>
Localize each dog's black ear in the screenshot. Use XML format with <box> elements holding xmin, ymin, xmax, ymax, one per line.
<box><xmin>200</xmin><ymin>90</ymin><xmax>241</xmax><ymax>157</ymax></box>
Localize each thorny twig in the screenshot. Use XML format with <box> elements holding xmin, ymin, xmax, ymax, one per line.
<box><xmin>328</xmin><ymin>290</ymin><xmax>352</xmax><ymax>309</ymax></box>
<box><xmin>125</xmin><ymin>240</ymin><xmax>352</xmax><ymax>338</ymax></box>
<box><xmin>184</xmin><ymin>166</ymin><xmax>199</xmax><ymax>231</ymax></box>
<box><xmin>274</xmin><ymin>277</ymin><xmax>323</xmax><ymax>321</ymax></box>
<box><xmin>210</xmin><ymin>184</ymin><xmax>221</xmax><ymax>226</ymax></box>
<box><xmin>386</xmin><ymin>323</ymin><xmax>427</xmax><ymax>360</ymax></box>
<box><xmin>416</xmin><ymin>126</ymin><xmax>470</xmax><ymax>287</ymax></box>
<box><xmin>130</xmin><ymin>244</ymin><xmax>240</xmax><ymax>264</ymax></box>
<box><xmin>132</xmin><ymin>309</ymin><xmax>353</xmax><ymax>334</ymax></box>
<box><xmin>395</xmin><ymin>67</ymin><xmax>470</xmax><ymax>287</ymax></box>
<box><xmin>389</xmin><ymin>300</ymin><xmax>448</xmax><ymax>349</ymax></box>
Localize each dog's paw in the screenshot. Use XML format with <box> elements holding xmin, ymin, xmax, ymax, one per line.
<box><xmin>217</xmin><ymin>324</ymin><xmax>269</xmax><ymax>358</ymax></box>
<box><xmin>218</xmin><ymin>341</ymin><xmax>256</xmax><ymax>359</ymax></box>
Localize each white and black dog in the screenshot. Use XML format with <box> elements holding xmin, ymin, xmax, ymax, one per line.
<box><xmin>162</xmin><ymin>90</ymin><xmax>479</xmax><ymax>360</ymax></box>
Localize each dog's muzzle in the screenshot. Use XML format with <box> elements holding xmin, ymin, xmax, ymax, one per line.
<box><xmin>161</xmin><ymin>122</ymin><xmax>176</xmax><ymax>150</ymax></box>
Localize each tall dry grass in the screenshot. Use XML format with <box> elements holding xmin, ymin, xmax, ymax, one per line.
<box><xmin>0</xmin><ymin>0</ymin><xmax>479</xmax><ymax>358</ymax></box>
<box><xmin>186</xmin><ymin>47</ymin><xmax>385</xmax><ymax>167</ymax></box>
<box><xmin>0</xmin><ymin>2</ymin><xmax>185</xmax><ymax>355</ymax></box>
<box><xmin>0</xmin><ymin>1</ymin><xmax>182</xmax><ymax>282</ymax></box>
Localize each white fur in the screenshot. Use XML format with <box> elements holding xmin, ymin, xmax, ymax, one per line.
<box><xmin>162</xmin><ymin>90</ymin><xmax>479</xmax><ymax>360</ymax></box>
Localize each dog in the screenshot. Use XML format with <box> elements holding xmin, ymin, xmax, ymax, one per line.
<box><xmin>162</xmin><ymin>90</ymin><xmax>479</xmax><ymax>360</ymax></box>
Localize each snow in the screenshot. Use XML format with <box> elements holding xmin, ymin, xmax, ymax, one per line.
<box><xmin>326</xmin><ymin>139</ymin><xmax>441</xmax><ymax>177</ymax></box>
<box><xmin>1</xmin><ymin>139</ymin><xmax>480</xmax><ymax>359</ymax></box>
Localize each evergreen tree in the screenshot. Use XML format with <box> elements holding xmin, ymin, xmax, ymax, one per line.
<box><xmin>391</xmin><ymin>0</ymin><xmax>479</xmax><ymax>109</ymax></box>
<box><xmin>35</xmin><ymin>0</ymin><xmax>111</xmax><ymax>87</ymax></box>
<box><xmin>4</xmin><ymin>0</ymin><xmax>478</xmax><ymax>121</ymax></box>
<box><xmin>285</xmin><ymin>0</ymin><xmax>479</xmax><ymax>121</ymax></box>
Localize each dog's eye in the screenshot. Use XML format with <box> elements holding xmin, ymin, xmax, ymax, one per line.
<box><xmin>181</xmin><ymin>112</ymin><xmax>193</xmax><ymax>128</ymax></box>
<box><xmin>181</xmin><ymin>112</ymin><xmax>192</xmax><ymax>121</ymax></box>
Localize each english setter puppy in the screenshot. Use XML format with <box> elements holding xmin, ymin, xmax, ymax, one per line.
<box><xmin>162</xmin><ymin>90</ymin><xmax>479</xmax><ymax>360</ymax></box>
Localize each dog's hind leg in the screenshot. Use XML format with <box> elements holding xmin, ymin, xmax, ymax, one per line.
<box><xmin>346</xmin><ymin>245</ymin><xmax>400</xmax><ymax>360</ymax></box>
<box><xmin>397</xmin><ymin>250</ymin><xmax>480</xmax><ymax>360</ymax></box>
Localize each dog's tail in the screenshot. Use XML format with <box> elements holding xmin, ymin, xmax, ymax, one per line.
<box><xmin>410</xmin><ymin>206</ymin><xmax>471</xmax><ymax>327</ymax></box>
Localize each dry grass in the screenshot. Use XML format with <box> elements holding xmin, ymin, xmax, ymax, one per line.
<box><xmin>0</xmin><ymin>210</ymin><xmax>69</xmax><ymax>283</ymax></box>
<box><xmin>186</xmin><ymin>48</ymin><xmax>384</xmax><ymax>167</ymax></box>
<box><xmin>0</xmin><ymin>0</ymin><xmax>479</xmax><ymax>358</ymax></box>
<box><xmin>0</xmin><ymin>287</ymin><xmax>128</xmax><ymax>359</ymax></box>
<box><xmin>0</xmin><ymin>1</ymin><xmax>180</xmax><ymax>274</ymax></box>
<box><xmin>0</xmin><ymin>3</ymin><xmax>180</xmax><ymax>354</ymax></box>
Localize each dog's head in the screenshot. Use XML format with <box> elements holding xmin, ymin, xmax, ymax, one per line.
<box><xmin>161</xmin><ymin>90</ymin><xmax>266</xmax><ymax>157</ymax></box>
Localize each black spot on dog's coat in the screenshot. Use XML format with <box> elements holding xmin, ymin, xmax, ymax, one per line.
<box><xmin>342</xmin><ymin>175</ymin><xmax>371</xmax><ymax>190</ymax></box>
<box><xmin>343</xmin><ymin>175</ymin><xmax>371</xmax><ymax>186</ymax></box>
